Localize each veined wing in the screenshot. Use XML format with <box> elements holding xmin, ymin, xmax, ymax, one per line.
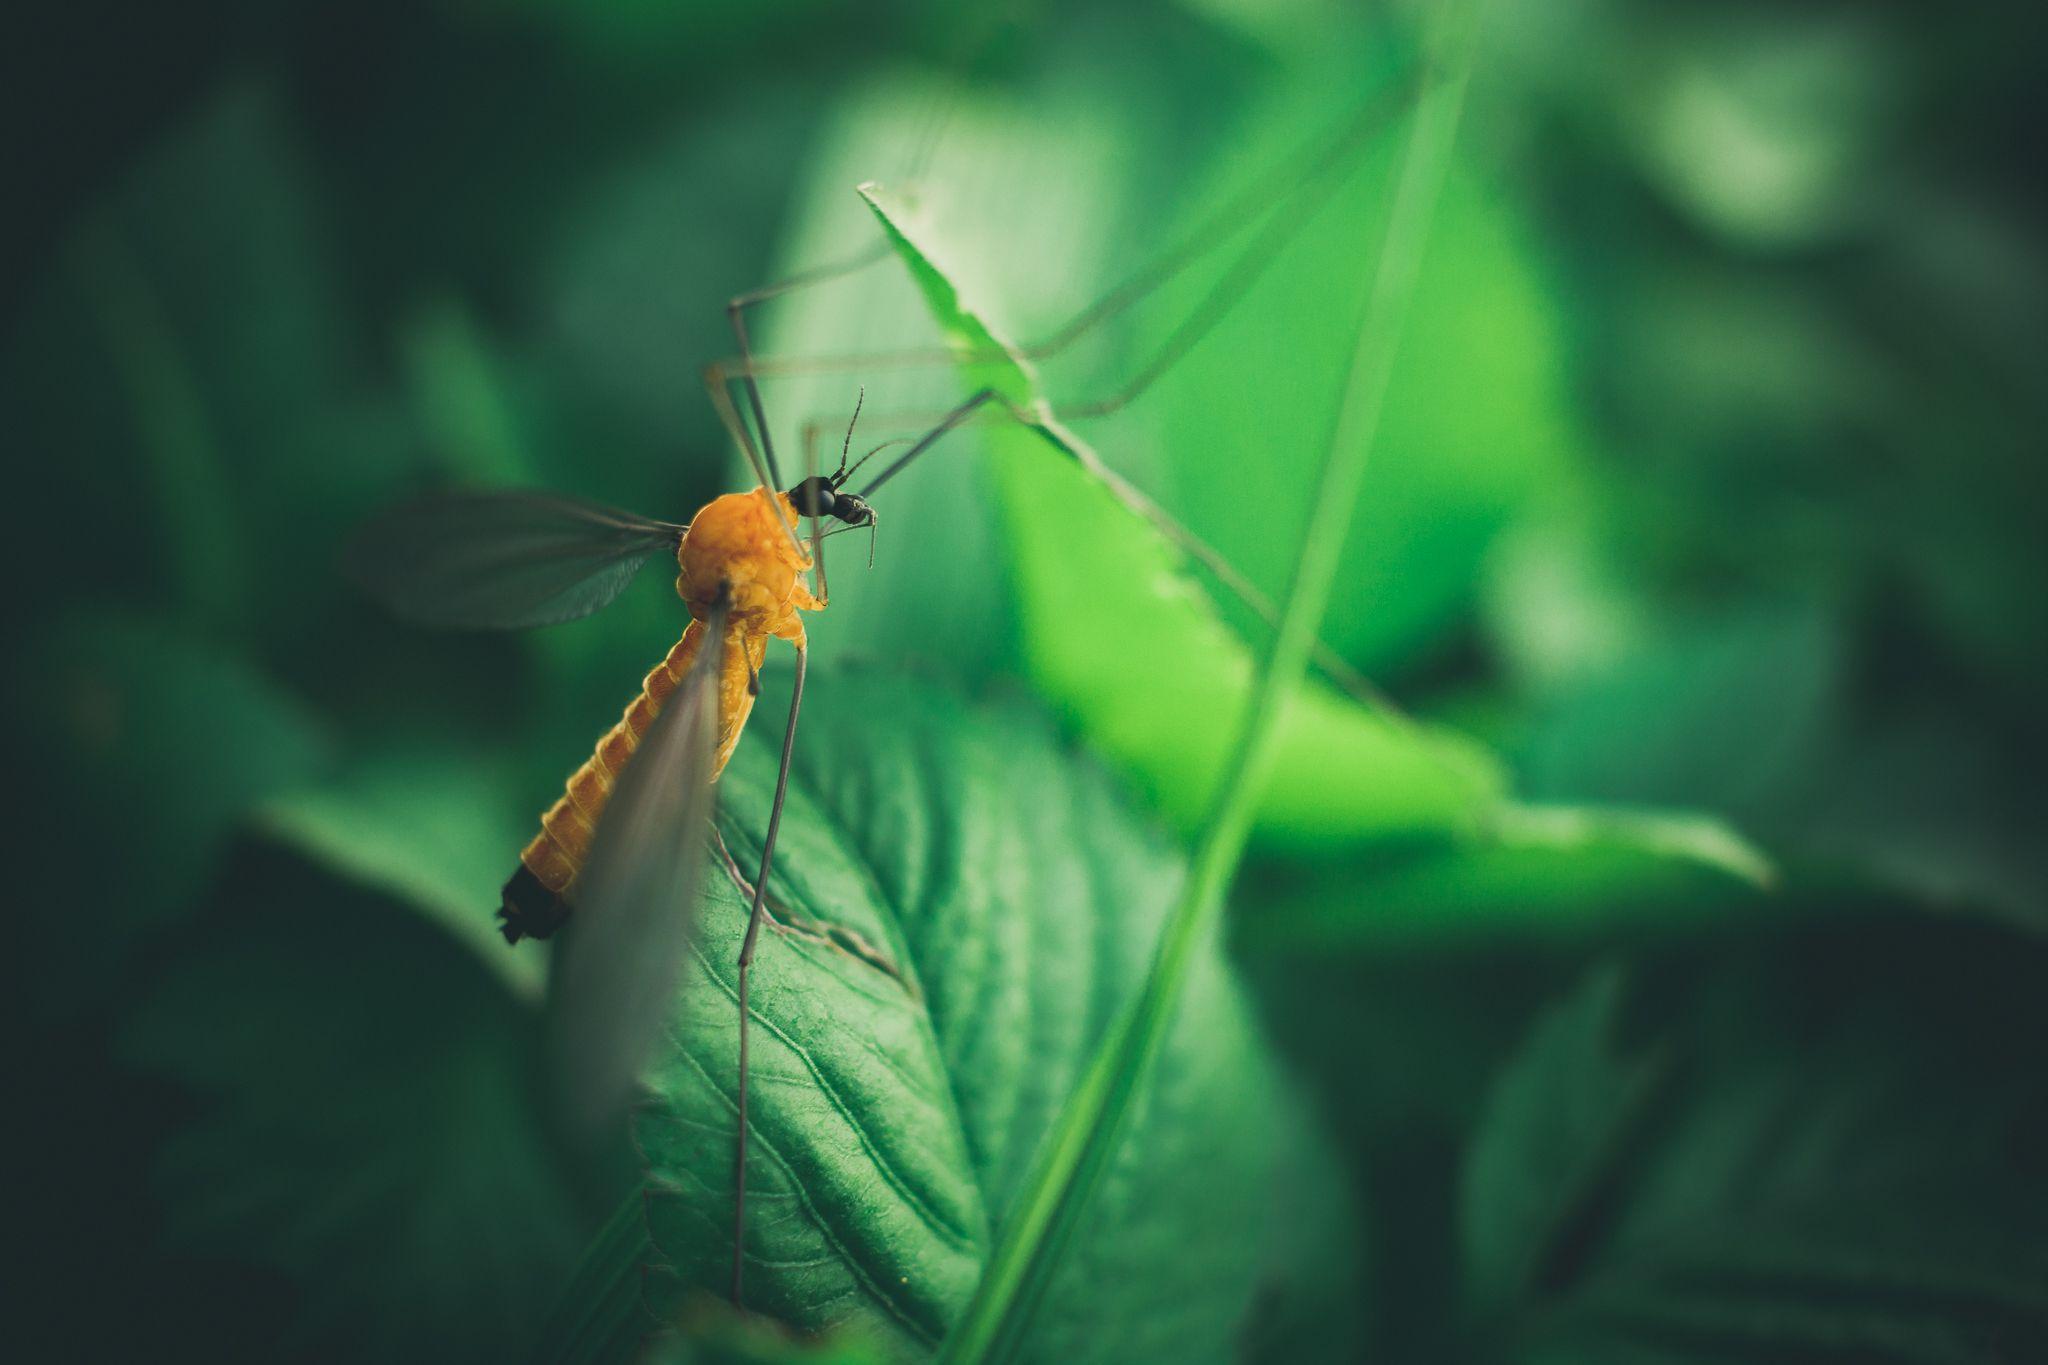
<box><xmin>346</xmin><ymin>490</ymin><xmax>685</xmax><ymax>630</ymax></box>
<box><xmin>544</xmin><ymin>595</ymin><xmax>729</xmax><ymax>1142</ymax></box>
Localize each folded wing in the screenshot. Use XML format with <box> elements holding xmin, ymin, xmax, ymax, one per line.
<box><xmin>544</xmin><ymin>593</ymin><xmax>729</xmax><ymax>1143</ymax></box>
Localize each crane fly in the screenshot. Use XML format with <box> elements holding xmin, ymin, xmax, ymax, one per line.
<box><xmin>347</xmin><ymin>395</ymin><xmax>888</xmax><ymax>1174</ymax></box>
<box><xmin>349</xmin><ymin>78</ymin><xmax>1414</xmax><ymax>1315</ymax></box>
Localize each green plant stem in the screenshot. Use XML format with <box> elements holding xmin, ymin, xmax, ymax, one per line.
<box><xmin>933</xmin><ymin>13</ymin><xmax>1485</xmax><ymax>1363</ymax></box>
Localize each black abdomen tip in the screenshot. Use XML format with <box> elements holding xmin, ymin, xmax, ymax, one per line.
<box><xmin>499</xmin><ymin>865</ymin><xmax>570</xmax><ymax>944</ymax></box>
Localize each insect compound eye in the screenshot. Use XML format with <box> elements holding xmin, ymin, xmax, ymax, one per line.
<box><xmin>785</xmin><ymin>475</ymin><xmax>838</xmax><ymax>519</ymax></box>
<box><xmin>835</xmin><ymin>494</ymin><xmax>875</xmax><ymax>527</ymax></box>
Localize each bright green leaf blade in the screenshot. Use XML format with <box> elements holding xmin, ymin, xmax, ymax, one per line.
<box><xmin>994</xmin><ymin>441</ymin><xmax>1506</xmax><ymax>844</ymax></box>
<box><xmin>1247</xmin><ymin>803</ymin><xmax>1775</xmax><ymax>950</ymax></box>
<box><xmin>857</xmin><ymin>178</ymin><xmax>1507</xmax><ymax>851</ymax></box>
<box><xmin>634</xmin><ymin>669</ymin><xmax>1317</xmax><ymax>1363</ymax></box>
<box><xmin>1491</xmin><ymin>804</ymin><xmax>1774</xmax><ymax>888</ymax></box>
<box><xmin>1461</xmin><ymin>923</ymin><xmax>2048</xmax><ymax>1362</ymax></box>
<box><xmin>1143</xmin><ymin>69</ymin><xmax>1588</xmax><ymax>677</ymax></box>
<box><xmin>856</xmin><ymin>183</ymin><xmax>1040</xmax><ymax>406</ymax></box>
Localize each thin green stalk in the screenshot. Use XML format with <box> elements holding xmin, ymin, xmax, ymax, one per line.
<box><xmin>934</xmin><ymin>12</ymin><xmax>1485</xmax><ymax>1363</ymax></box>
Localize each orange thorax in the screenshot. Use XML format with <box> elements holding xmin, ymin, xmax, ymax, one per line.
<box><xmin>676</xmin><ymin>488</ymin><xmax>812</xmax><ymax>635</ymax></box>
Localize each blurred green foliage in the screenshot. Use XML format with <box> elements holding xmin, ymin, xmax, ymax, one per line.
<box><xmin>6</xmin><ymin>0</ymin><xmax>2045</xmax><ymax>1362</ymax></box>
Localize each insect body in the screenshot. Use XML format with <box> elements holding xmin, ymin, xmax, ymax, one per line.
<box><xmin>349</xmin><ymin>455</ymin><xmax>873</xmax><ymax>1159</ymax></box>
<box><xmin>501</xmin><ymin>487</ymin><xmax>824</xmax><ymax>944</ymax></box>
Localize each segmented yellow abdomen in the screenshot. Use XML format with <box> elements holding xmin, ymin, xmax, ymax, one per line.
<box><xmin>517</xmin><ymin>619</ymin><xmax>763</xmax><ymax>899</ymax></box>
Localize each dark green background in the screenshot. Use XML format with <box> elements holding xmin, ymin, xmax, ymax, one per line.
<box><xmin>7</xmin><ymin>1</ymin><xmax>2045</xmax><ymax>1361</ymax></box>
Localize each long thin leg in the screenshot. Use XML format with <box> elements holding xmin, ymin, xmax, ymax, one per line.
<box><xmin>850</xmin><ymin>390</ymin><xmax>1395</xmax><ymax>710</ymax></box>
<box><xmin>844</xmin><ymin>398</ymin><xmax>1289</xmax><ymax>609</ymax></box>
<box><xmin>859</xmin><ymin>389</ymin><xmax>1004</xmax><ymax>494</ymax></box>
<box><xmin>702</xmin><ymin>361</ymin><xmax>806</xmax><ymax>557</ymax></box>
<box><xmin>732</xmin><ymin>640</ymin><xmax>808</xmax><ymax>1308</ymax></box>
<box><xmin>1058</xmin><ymin>130</ymin><xmax>1363</xmax><ymax>422</ymax></box>
<box><xmin>716</xmin><ymin>80</ymin><xmax>1411</xmax><ymax>392</ymax></box>
<box><xmin>775</xmin><ymin>93</ymin><xmax>1373</xmax><ymax>454</ymax></box>
<box><xmin>725</xmin><ymin>244</ymin><xmax>893</xmax><ymax>490</ymax></box>
<box><xmin>721</xmin><ymin>83</ymin><xmax>1406</xmax><ymax>701</ymax></box>
<box><xmin>708</xmin><ymin>85</ymin><xmax>1408</xmax><ymax>564</ymax></box>
<box><xmin>728</xmin><ymin>81</ymin><xmax>1418</xmax><ymax>705</ymax></box>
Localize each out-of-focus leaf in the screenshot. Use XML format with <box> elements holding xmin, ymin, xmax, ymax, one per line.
<box><xmin>1483</xmin><ymin>507</ymin><xmax>2047</xmax><ymax>928</ymax></box>
<box><xmin>1237</xmin><ymin>1104</ymin><xmax>1376</xmax><ymax>1365</ymax></box>
<box><xmin>1134</xmin><ymin>63</ymin><xmax>1587</xmax><ymax>677</ymax></box>
<box><xmin>1480</xmin><ymin>509</ymin><xmax>1659</xmax><ymax>698</ymax></box>
<box><xmin>859</xmin><ymin>180</ymin><xmax>1508</xmax><ymax>850</ymax></box>
<box><xmin>1236</xmin><ymin>936</ymin><xmax>1582</xmax><ymax>1364</ymax></box>
<box><xmin>742</xmin><ymin>73</ymin><xmax>1142</xmax><ymax>683</ymax></box>
<box><xmin>257</xmin><ymin>742</ymin><xmax>541</xmax><ymax>994</ymax></box>
<box><xmin>1620</xmin><ymin>10</ymin><xmax>1899</xmax><ymax>249</ymax></box>
<box><xmin>1487</xmin><ymin>804</ymin><xmax>1772</xmax><ymax>891</ymax></box>
<box><xmin>45</xmin><ymin>86</ymin><xmax>389</xmax><ymax>633</ymax></box>
<box><xmin>1245</xmin><ymin>804</ymin><xmax>1772</xmax><ymax>951</ymax></box>
<box><xmin>1459</xmin><ymin>966</ymin><xmax>1668</xmax><ymax>1318</ymax></box>
<box><xmin>643</xmin><ymin>1296</ymin><xmax>891</xmax><ymax>1365</ymax></box>
<box><xmin>532</xmin><ymin>88</ymin><xmax>819</xmax><ymax>505</ymax></box>
<box><xmin>634</xmin><ymin>669</ymin><xmax>1334</xmax><ymax>1363</ymax></box>
<box><xmin>400</xmin><ymin>295</ymin><xmax>541</xmax><ymax>488</ymax></box>
<box><xmin>1516</xmin><ymin>600</ymin><xmax>1842</xmax><ymax>819</ymax></box>
<box><xmin>463</xmin><ymin>0</ymin><xmax>842</xmax><ymax>71</ymax></box>
<box><xmin>122</xmin><ymin>845</ymin><xmax>584</xmax><ymax>1365</ymax></box>
<box><xmin>1791</xmin><ymin>713</ymin><xmax>2048</xmax><ymax>934</ymax></box>
<box><xmin>1461</xmin><ymin>922</ymin><xmax>2048</xmax><ymax>1363</ymax></box>
<box><xmin>11</xmin><ymin>609</ymin><xmax>326</xmax><ymax>1009</ymax></box>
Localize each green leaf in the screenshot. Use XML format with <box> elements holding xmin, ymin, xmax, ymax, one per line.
<box><xmin>122</xmin><ymin>845</ymin><xmax>585</xmax><ymax>1365</ymax></box>
<box><xmin>992</xmin><ymin>442</ymin><xmax>1507</xmax><ymax>849</ymax></box>
<box><xmin>1460</xmin><ymin>922</ymin><xmax>2048</xmax><ymax>1363</ymax></box>
<box><xmin>1459</xmin><ymin>966</ymin><xmax>1670</xmax><ymax>1316</ymax></box>
<box><xmin>1246</xmin><ymin>804</ymin><xmax>1774</xmax><ymax>951</ymax></box>
<box><xmin>1793</xmin><ymin>713</ymin><xmax>2048</xmax><ymax>933</ymax></box>
<box><xmin>1516</xmin><ymin>600</ymin><xmax>1843</xmax><ymax>819</ymax></box>
<box><xmin>856</xmin><ymin>179</ymin><xmax>1507</xmax><ymax>853</ymax></box>
<box><xmin>745</xmin><ymin>72</ymin><xmax>1145</xmax><ymax>684</ymax></box>
<box><xmin>17</xmin><ymin>84</ymin><xmax>395</xmax><ymax>640</ymax></box>
<box><xmin>11</xmin><ymin>609</ymin><xmax>326</xmax><ymax>1011</ymax></box>
<box><xmin>1140</xmin><ymin>63</ymin><xmax>1589</xmax><ymax>678</ymax></box>
<box><xmin>524</xmin><ymin>83</ymin><xmax>835</xmax><ymax>523</ymax></box>
<box><xmin>642</xmin><ymin>1295</ymin><xmax>892</xmax><ymax>1365</ymax></box>
<box><xmin>258</xmin><ymin>740</ymin><xmax>545</xmax><ymax>996</ymax></box>
<box><xmin>633</xmin><ymin>669</ymin><xmax>1315</xmax><ymax>1363</ymax></box>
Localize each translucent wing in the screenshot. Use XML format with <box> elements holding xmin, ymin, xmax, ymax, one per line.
<box><xmin>346</xmin><ymin>490</ymin><xmax>685</xmax><ymax>630</ymax></box>
<box><xmin>545</xmin><ymin>597</ymin><xmax>729</xmax><ymax>1142</ymax></box>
